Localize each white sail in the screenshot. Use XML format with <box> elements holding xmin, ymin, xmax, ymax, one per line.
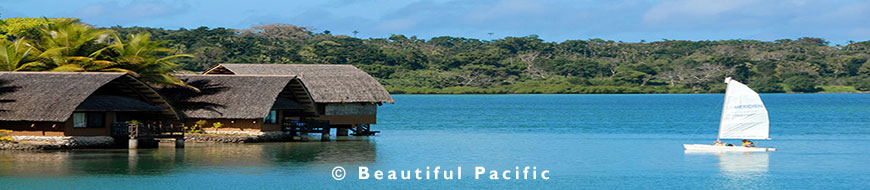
<box><xmin>718</xmin><ymin>78</ymin><xmax>769</xmax><ymax>140</ymax></box>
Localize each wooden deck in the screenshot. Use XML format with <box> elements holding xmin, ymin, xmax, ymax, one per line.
<box><xmin>112</xmin><ymin>122</ymin><xmax>185</xmax><ymax>148</ymax></box>
<box><xmin>112</xmin><ymin>122</ymin><xmax>184</xmax><ymax>139</ymax></box>
<box><xmin>350</xmin><ymin>124</ymin><xmax>380</xmax><ymax>136</ymax></box>
<box><xmin>283</xmin><ymin>120</ymin><xmax>379</xmax><ymax>140</ymax></box>
<box><xmin>110</xmin><ymin>119</ymin><xmax>379</xmax><ymax>146</ymax></box>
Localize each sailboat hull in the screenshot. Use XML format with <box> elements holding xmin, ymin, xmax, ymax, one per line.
<box><xmin>683</xmin><ymin>144</ymin><xmax>776</xmax><ymax>152</ymax></box>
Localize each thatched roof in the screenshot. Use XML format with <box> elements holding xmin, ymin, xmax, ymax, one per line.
<box><xmin>205</xmin><ymin>64</ymin><xmax>394</xmax><ymax>104</ymax></box>
<box><xmin>76</xmin><ymin>95</ymin><xmax>167</xmax><ymax>111</ymax></box>
<box><xmin>164</xmin><ymin>75</ymin><xmax>312</xmax><ymax>119</ymax></box>
<box><xmin>0</xmin><ymin>72</ymin><xmax>176</xmax><ymax>122</ymax></box>
<box><xmin>272</xmin><ymin>98</ymin><xmax>308</xmax><ymax>110</ymax></box>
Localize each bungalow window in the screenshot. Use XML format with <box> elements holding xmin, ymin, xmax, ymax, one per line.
<box><xmin>88</xmin><ymin>112</ymin><xmax>105</xmax><ymax>128</ymax></box>
<box><xmin>73</xmin><ymin>113</ymin><xmax>87</xmax><ymax>128</ymax></box>
<box><xmin>264</xmin><ymin>110</ymin><xmax>278</xmax><ymax>124</ymax></box>
<box><xmin>73</xmin><ymin>112</ymin><xmax>105</xmax><ymax>128</ymax></box>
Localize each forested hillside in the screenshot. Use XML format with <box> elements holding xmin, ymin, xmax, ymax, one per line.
<box><xmin>4</xmin><ymin>18</ymin><xmax>870</xmax><ymax>94</ymax></box>
<box><xmin>110</xmin><ymin>24</ymin><xmax>870</xmax><ymax>94</ymax></box>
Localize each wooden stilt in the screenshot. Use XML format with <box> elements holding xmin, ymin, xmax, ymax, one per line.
<box><xmin>129</xmin><ymin>139</ymin><xmax>139</xmax><ymax>149</ymax></box>
<box><xmin>321</xmin><ymin>127</ymin><xmax>331</xmax><ymax>141</ymax></box>
<box><xmin>175</xmin><ymin>138</ymin><xmax>185</xmax><ymax>148</ymax></box>
<box><xmin>336</xmin><ymin>128</ymin><xmax>348</xmax><ymax>136</ymax></box>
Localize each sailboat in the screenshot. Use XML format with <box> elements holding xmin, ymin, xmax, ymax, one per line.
<box><xmin>683</xmin><ymin>77</ymin><xmax>777</xmax><ymax>152</ymax></box>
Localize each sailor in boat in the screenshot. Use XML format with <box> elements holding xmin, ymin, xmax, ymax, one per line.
<box><xmin>741</xmin><ymin>140</ymin><xmax>755</xmax><ymax>147</ymax></box>
<box><xmin>714</xmin><ymin>140</ymin><xmax>725</xmax><ymax>146</ymax></box>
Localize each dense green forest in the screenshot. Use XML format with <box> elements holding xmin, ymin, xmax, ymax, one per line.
<box><xmin>3</xmin><ymin>17</ymin><xmax>870</xmax><ymax>94</ymax></box>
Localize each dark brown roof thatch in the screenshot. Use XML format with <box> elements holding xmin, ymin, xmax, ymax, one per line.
<box><xmin>76</xmin><ymin>95</ymin><xmax>168</xmax><ymax>112</ymax></box>
<box><xmin>205</xmin><ymin>64</ymin><xmax>394</xmax><ymax>104</ymax></box>
<box><xmin>271</xmin><ymin>98</ymin><xmax>308</xmax><ymax>110</ymax></box>
<box><xmin>0</xmin><ymin>72</ymin><xmax>176</xmax><ymax>122</ymax></box>
<box><xmin>164</xmin><ymin>75</ymin><xmax>308</xmax><ymax>119</ymax></box>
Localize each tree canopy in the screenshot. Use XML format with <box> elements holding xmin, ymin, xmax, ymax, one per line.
<box><xmin>4</xmin><ymin>17</ymin><xmax>870</xmax><ymax>94</ymax></box>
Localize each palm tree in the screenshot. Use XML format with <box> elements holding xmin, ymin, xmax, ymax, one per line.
<box><xmin>0</xmin><ymin>38</ymin><xmax>42</xmax><ymax>71</ymax></box>
<box><xmin>93</xmin><ymin>32</ymin><xmax>193</xmax><ymax>87</ymax></box>
<box><xmin>3</xmin><ymin>20</ymin><xmax>193</xmax><ymax>89</ymax></box>
<box><xmin>30</xmin><ymin>21</ymin><xmax>122</xmax><ymax>72</ymax></box>
<box><xmin>28</xmin><ymin>21</ymin><xmax>191</xmax><ymax>87</ymax></box>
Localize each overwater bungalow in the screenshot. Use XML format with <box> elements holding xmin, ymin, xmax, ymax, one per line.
<box><xmin>163</xmin><ymin>74</ymin><xmax>317</xmax><ymax>140</ymax></box>
<box><xmin>0</xmin><ymin>72</ymin><xmax>179</xmax><ymax>147</ymax></box>
<box><xmin>203</xmin><ymin>64</ymin><xmax>394</xmax><ymax>136</ymax></box>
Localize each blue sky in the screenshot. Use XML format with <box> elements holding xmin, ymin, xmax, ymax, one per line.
<box><xmin>1</xmin><ymin>0</ymin><xmax>869</xmax><ymax>44</ymax></box>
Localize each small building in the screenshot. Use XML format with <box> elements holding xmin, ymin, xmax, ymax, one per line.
<box><xmin>204</xmin><ymin>64</ymin><xmax>394</xmax><ymax>136</ymax></box>
<box><xmin>0</xmin><ymin>72</ymin><xmax>179</xmax><ymax>146</ymax></box>
<box><xmin>162</xmin><ymin>74</ymin><xmax>317</xmax><ymax>138</ymax></box>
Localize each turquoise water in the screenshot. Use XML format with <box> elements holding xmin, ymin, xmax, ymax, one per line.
<box><xmin>1</xmin><ymin>94</ymin><xmax>869</xmax><ymax>189</ymax></box>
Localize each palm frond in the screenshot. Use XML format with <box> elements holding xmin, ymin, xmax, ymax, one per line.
<box><xmin>99</xmin><ymin>67</ymin><xmax>137</xmax><ymax>74</ymax></box>
<box><xmin>50</xmin><ymin>64</ymin><xmax>85</xmax><ymax>72</ymax></box>
<box><xmin>92</xmin><ymin>60</ymin><xmax>119</xmax><ymax>67</ymax></box>
<box><xmin>15</xmin><ymin>61</ymin><xmax>46</xmax><ymax>71</ymax></box>
<box><xmin>89</xmin><ymin>43</ymin><xmax>124</xmax><ymax>57</ymax></box>
<box><xmin>155</xmin><ymin>54</ymin><xmax>194</xmax><ymax>63</ymax></box>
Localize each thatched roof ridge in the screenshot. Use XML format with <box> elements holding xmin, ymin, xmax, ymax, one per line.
<box><xmin>206</xmin><ymin>64</ymin><xmax>394</xmax><ymax>104</ymax></box>
<box><xmin>0</xmin><ymin>72</ymin><xmax>159</xmax><ymax>122</ymax></box>
<box><xmin>166</xmin><ymin>74</ymin><xmax>306</xmax><ymax>119</ymax></box>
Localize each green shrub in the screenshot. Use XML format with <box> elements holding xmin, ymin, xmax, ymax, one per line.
<box><xmin>185</xmin><ymin>120</ymin><xmax>208</xmax><ymax>133</ymax></box>
<box><xmin>856</xmin><ymin>78</ymin><xmax>870</xmax><ymax>91</ymax></box>
<box><xmin>784</xmin><ymin>76</ymin><xmax>819</xmax><ymax>92</ymax></box>
<box><xmin>749</xmin><ymin>78</ymin><xmax>785</xmax><ymax>93</ymax></box>
<box><xmin>818</xmin><ymin>85</ymin><xmax>858</xmax><ymax>92</ymax></box>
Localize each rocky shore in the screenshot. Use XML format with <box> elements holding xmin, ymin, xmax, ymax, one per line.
<box><xmin>184</xmin><ymin>131</ymin><xmax>292</xmax><ymax>143</ymax></box>
<box><xmin>1</xmin><ymin>136</ymin><xmax>115</xmax><ymax>150</ymax></box>
<box><xmin>2</xmin><ymin>132</ymin><xmax>305</xmax><ymax>150</ymax></box>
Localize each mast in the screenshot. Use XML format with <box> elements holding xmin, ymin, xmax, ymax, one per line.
<box><xmin>717</xmin><ymin>77</ymin><xmax>731</xmax><ymax>140</ymax></box>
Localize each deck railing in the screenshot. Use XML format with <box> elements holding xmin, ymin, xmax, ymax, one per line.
<box><xmin>113</xmin><ymin>122</ymin><xmax>184</xmax><ymax>139</ymax></box>
<box><xmin>349</xmin><ymin>124</ymin><xmax>379</xmax><ymax>136</ymax></box>
<box><xmin>283</xmin><ymin>119</ymin><xmax>330</xmax><ymax>133</ymax></box>
<box><xmin>111</xmin><ymin>122</ymin><xmax>129</xmax><ymax>137</ymax></box>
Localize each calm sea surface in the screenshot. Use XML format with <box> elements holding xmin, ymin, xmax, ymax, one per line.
<box><xmin>1</xmin><ymin>94</ymin><xmax>869</xmax><ymax>189</ymax></box>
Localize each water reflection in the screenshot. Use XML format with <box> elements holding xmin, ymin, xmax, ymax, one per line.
<box><xmin>685</xmin><ymin>151</ymin><xmax>771</xmax><ymax>188</ymax></box>
<box><xmin>0</xmin><ymin>141</ymin><xmax>376</xmax><ymax>177</ymax></box>
<box><xmin>717</xmin><ymin>152</ymin><xmax>770</xmax><ymax>188</ymax></box>
<box><xmin>716</xmin><ymin>152</ymin><xmax>769</xmax><ymax>173</ymax></box>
